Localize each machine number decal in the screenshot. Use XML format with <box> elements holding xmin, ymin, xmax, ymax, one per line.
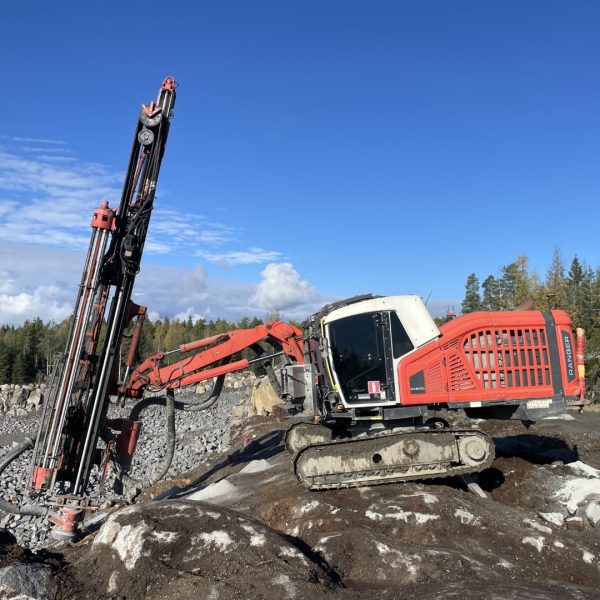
<box><xmin>409</xmin><ymin>370</ymin><xmax>425</xmax><ymax>394</ymax></box>
<box><xmin>526</xmin><ymin>399</ymin><xmax>552</xmax><ymax>409</ymax></box>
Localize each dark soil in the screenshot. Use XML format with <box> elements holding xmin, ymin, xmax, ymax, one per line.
<box><xmin>3</xmin><ymin>411</ymin><xmax>600</xmax><ymax>599</ymax></box>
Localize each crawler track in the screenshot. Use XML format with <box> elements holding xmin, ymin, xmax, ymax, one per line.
<box><xmin>294</xmin><ymin>428</ymin><xmax>495</xmax><ymax>490</ymax></box>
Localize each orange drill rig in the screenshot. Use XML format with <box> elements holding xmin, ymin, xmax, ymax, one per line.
<box><xmin>3</xmin><ymin>77</ymin><xmax>584</xmax><ymax>541</ymax></box>
<box><xmin>113</xmin><ymin>294</ymin><xmax>585</xmax><ymax>492</ymax></box>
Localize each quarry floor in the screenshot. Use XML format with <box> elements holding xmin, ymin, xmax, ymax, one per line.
<box><xmin>2</xmin><ymin>409</ymin><xmax>600</xmax><ymax>599</ymax></box>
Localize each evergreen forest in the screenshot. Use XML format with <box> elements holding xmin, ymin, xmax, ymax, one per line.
<box><xmin>2</xmin><ymin>248</ymin><xmax>600</xmax><ymax>394</ymax></box>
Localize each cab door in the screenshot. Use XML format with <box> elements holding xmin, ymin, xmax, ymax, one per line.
<box><xmin>327</xmin><ymin>311</ymin><xmax>397</xmax><ymax>406</ymax></box>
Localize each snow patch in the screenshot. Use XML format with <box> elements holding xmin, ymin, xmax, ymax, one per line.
<box><xmin>196</xmin><ymin>530</ymin><xmax>234</xmax><ymax>552</ymax></box>
<box><xmin>111</xmin><ymin>523</ymin><xmax>151</xmax><ymax>570</ymax></box>
<box><xmin>298</xmin><ymin>500</ymin><xmax>320</xmax><ymax>515</ymax></box>
<box><xmin>586</xmin><ymin>501</ymin><xmax>600</xmax><ymax>526</ymax></box>
<box><xmin>497</xmin><ymin>559</ymin><xmax>513</xmax><ymax>569</ymax></box>
<box><xmin>454</xmin><ymin>508</ymin><xmax>479</xmax><ymax>526</ymax></box>
<box><xmin>583</xmin><ymin>551</ymin><xmax>595</xmax><ymax>564</ymax></box>
<box><xmin>566</xmin><ymin>461</ymin><xmax>600</xmax><ymax>479</ymax></box>
<box><xmin>151</xmin><ymin>531</ymin><xmax>180</xmax><ymax>543</ymax></box>
<box><xmin>186</xmin><ymin>479</ymin><xmax>238</xmax><ymax>502</ymax></box>
<box><xmin>108</xmin><ymin>571</ymin><xmax>119</xmax><ymax>594</ymax></box>
<box><xmin>272</xmin><ymin>573</ymin><xmax>297</xmax><ymax>599</ymax></box>
<box><xmin>522</xmin><ymin>536</ymin><xmax>545</xmax><ymax>553</ymax></box>
<box><xmin>366</xmin><ymin>506</ymin><xmax>439</xmax><ymax>524</ymax></box>
<box><xmin>375</xmin><ymin>542</ymin><xmax>421</xmax><ymax>577</ymax></box>
<box><xmin>316</xmin><ymin>534</ymin><xmax>342</xmax><ymax>546</ymax></box>
<box><xmin>278</xmin><ymin>545</ymin><xmax>309</xmax><ymax>565</ymax></box>
<box><xmin>542</xmin><ymin>414</ymin><xmax>575</xmax><ymax>421</ymax></box>
<box><xmin>554</xmin><ymin>541</ymin><xmax>565</xmax><ymax>549</ymax></box>
<box><xmin>239</xmin><ymin>459</ymin><xmax>273</xmax><ymax>474</ymax></box>
<box><xmin>240</xmin><ymin>523</ymin><xmax>266</xmax><ymax>547</ymax></box>
<box><xmin>557</xmin><ymin>477</ymin><xmax>600</xmax><ymax>514</ymax></box>
<box><xmin>397</xmin><ymin>492</ymin><xmax>439</xmax><ymax>505</ymax></box>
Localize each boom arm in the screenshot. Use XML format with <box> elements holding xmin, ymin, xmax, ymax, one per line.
<box><xmin>122</xmin><ymin>322</ymin><xmax>304</xmax><ymax>398</ymax></box>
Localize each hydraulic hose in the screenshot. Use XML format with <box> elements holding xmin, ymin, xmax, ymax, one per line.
<box><xmin>119</xmin><ymin>390</ymin><xmax>176</xmax><ymax>492</ymax></box>
<box><xmin>117</xmin><ymin>373</ymin><xmax>225</xmax><ymax>491</ymax></box>
<box><xmin>176</xmin><ymin>374</ymin><xmax>225</xmax><ymax>412</ymax></box>
<box><xmin>0</xmin><ymin>437</ymin><xmax>34</xmax><ymax>478</ymax></box>
<box><xmin>0</xmin><ymin>437</ymin><xmax>47</xmax><ymax>517</ymax></box>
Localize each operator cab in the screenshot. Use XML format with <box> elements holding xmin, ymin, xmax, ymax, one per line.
<box><xmin>323</xmin><ymin>296</ymin><xmax>439</xmax><ymax>409</ymax></box>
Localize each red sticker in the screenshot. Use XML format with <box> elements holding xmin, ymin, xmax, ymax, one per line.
<box><xmin>368</xmin><ymin>380</ymin><xmax>381</xmax><ymax>394</ymax></box>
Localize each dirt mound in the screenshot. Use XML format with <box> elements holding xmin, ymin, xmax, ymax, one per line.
<box><xmin>166</xmin><ymin>413</ymin><xmax>600</xmax><ymax>598</ymax></box>
<box><xmin>58</xmin><ymin>500</ymin><xmax>340</xmax><ymax>600</ymax></box>
<box><xmin>8</xmin><ymin>411</ymin><xmax>600</xmax><ymax>599</ymax></box>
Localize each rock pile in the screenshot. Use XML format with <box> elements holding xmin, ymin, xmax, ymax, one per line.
<box><xmin>0</xmin><ymin>372</ymin><xmax>283</xmax><ymax>551</ymax></box>
<box><xmin>0</xmin><ymin>384</ymin><xmax>45</xmax><ymax>415</ymax></box>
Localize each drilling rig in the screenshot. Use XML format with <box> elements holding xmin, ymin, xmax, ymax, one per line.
<box><xmin>0</xmin><ymin>76</ymin><xmax>586</xmax><ymax>542</ymax></box>
<box><xmin>27</xmin><ymin>77</ymin><xmax>176</xmax><ymax>538</ymax></box>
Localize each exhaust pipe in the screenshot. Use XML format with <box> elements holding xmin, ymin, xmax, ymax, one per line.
<box><xmin>576</xmin><ymin>328</ymin><xmax>586</xmax><ymax>411</ymax></box>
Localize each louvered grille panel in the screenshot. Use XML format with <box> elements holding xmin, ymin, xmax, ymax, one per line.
<box><xmin>424</xmin><ymin>363</ymin><xmax>443</xmax><ymax>393</ymax></box>
<box><xmin>447</xmin><ymin>353</ymin><xmax>476</xmax><ymax>391</ymax></box>
<box><xmin>462</xmin><ymin>327</ymin><xmax>551</xmax><ymax>390</ymax></box>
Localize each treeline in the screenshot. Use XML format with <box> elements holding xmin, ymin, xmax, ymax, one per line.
<box><xmin>0</xmin><ymin>314</ymin><xmax>282</xmax><ymax>385</ymax></box>
<box><xmin>461</xmin><ymin>249</ymin><xmax>600</xmax><ymax>352</ymax></box>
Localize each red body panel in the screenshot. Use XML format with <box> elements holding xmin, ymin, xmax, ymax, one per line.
<box><xmin>398</xmin><ymin>310</ymin><xmax>581</xmax><ymax>406</ymax></box>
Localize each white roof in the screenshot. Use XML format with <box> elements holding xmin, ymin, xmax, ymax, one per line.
<box><xmin>323</xmin><ymin>295</ymin><xmax>440</xmax><ymax>348</ymax></box>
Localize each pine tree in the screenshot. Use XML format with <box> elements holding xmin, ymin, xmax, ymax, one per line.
<box><xmin>546</xmin><ymin>246</ymin><xmax>568</xmax><ymax>309</ymax></box>
<box><xmin>481</xmin><ymin>275</ymin><xmax>499</xmax><ymax>311</ymax></box>
<box><xmin>566</xmin><ymin>256</ymin><xmax>584</xmax><ymax>324</ymax></box>
<box><xmin>0</xmin><ymin>341</ymin><xmax>12</xmax><ymax>384</ymax></box>
<box><xmin>496</xmin><ymin>256</ymin><xmax>530</xmax><ymax>310</ymax></box>
<box><xmin>461</xmin><ymin>273</ymin><xmax>482</xmax><ymax>314</ymax></box>
<box><xmin>11</xmin><ymin>353</ymin><xmax>25</xmax><ymax>384</ymax></box>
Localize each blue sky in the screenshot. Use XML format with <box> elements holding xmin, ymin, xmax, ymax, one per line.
<box><xmin>0</xmin><ymin>1</ymin><xmax>598</xmax><ymax>324</ymax></box>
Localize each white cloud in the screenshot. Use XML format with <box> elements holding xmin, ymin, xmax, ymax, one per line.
<box><xmin>21</xmin><ymin>146</ymin><xmax>74</xmax><ymax>154</ymax></box>
<box><xmin>8</xmin><ymin>136</ymin><xmax>67</xmax><ymax>145</ymax></box>
<box><xmin>0</xmin><ymin>149</ymin><xmax>122</xmax><ymax>248</ymax></box>
<box><xmin>0</xmin><ymin>144</ymin><xmax>248</xmax><ymax>260</ymax></box>
<box><xmin>0</xmin><ymin>286</ymin><xmax>72</xmax><ymax>324</ymax></box>
<box><xmin>0</xmin><ymin>242</ymin><xmax>331</xmax><ymax>326</ymax></box>
<box><xmin>197</xmin><ymin>229</ymin><xmax>235</xmax><ymax>245</ymax></box>
<box><xmin>250</xmin><ymin>262</ymin><xmax>317</xmax><ymax>310</ymax></box>
<box><xmin>173</xmin><ymin>307</ymin><xmax>208</xmax><ymax>322</ymax></box>
<box><xmin>197</xmin><ymin>247</ymin><xmax>283</xmax><ymax>266</ymax></box>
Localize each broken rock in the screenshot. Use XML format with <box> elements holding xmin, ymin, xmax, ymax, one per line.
<box><xmin>585</xmin><ymin>499</ymin><xmax>600</xmax><ymax>528</ymax></box>
<box><xmin>565</xmin><ymin>516</ymin><xmax>585</xmax><ymax>532</ymax></box>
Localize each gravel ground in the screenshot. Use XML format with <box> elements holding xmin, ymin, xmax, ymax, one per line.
<box><xmin>0</xmin><ymin>385</ymin><xmax>250</xmax><ymax>551</ymax></box>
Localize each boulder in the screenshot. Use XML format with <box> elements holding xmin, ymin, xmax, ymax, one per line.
<box><xmin>75</xmin><ymin>500</ymin><xmax>337</xmax><ymax>600</ymax></box>
<box><xmin>26</xmin><ymin>388</ymin><xmax>44</xmax><ymax>409</ymax></box>
<box><xmin>8</xmin><ymin>386</ymin><xmax>29</xmax><ymax>408</ymax></box>
<box><xmin>0</xmin><ymin>563</ymin><xmax>56</xmax><ymax>599</ymax></box>
<box><xmin>250</xmin><ymin>377</ymin><xmax>282</xmax><ymax>416</ymax></box>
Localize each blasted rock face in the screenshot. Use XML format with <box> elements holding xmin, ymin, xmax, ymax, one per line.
<box><xmin>75</xmin><ymin>500</ymin><xmax>338</xmax><ymax>600</ymax></box>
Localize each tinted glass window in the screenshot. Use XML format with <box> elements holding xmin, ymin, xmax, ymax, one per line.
<box><xmin>391</xmin><ymin>313</ymin><xmax>413</xmax><ymax>358</ymax></box>
<box><xmin>328</xmin><ymin>312</ymin><xmax>387</xmax><ymax>403</ymax></box>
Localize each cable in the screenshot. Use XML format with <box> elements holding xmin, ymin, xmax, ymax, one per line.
<box><xmin>0</xmin><ymin>438</ymin><xmax>47</xmax><ymax>517</ymax></box>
